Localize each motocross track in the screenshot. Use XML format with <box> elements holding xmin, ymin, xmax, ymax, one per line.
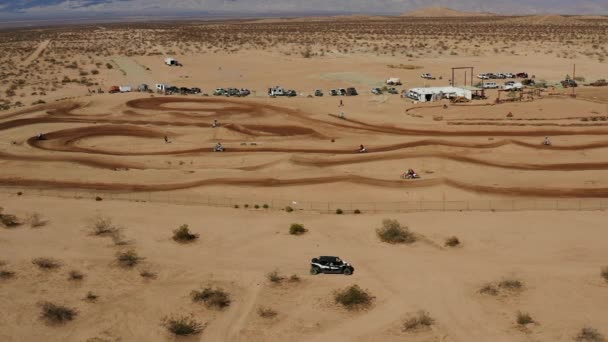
<box><xmin>2</xmin><ymin>96</ymin><xmax>608</xmax><ymax>201</ymax></box>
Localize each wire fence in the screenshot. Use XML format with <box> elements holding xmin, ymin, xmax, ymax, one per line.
<box><xmin>2</xmin><ymin>186</ymin><xmax>608</xmax><ymax>213</ymax></box>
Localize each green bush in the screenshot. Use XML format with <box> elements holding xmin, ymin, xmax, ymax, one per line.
<box><xmin>335</xmin><ymin>208</ymin><xmax>343</xmax><ymax>215</ymax></box>
<box><xmin>354</xmin><ymin>209</ymin><xmax>361</xmax><ymax>214</ymax></box>
<box><xmin>334</xmin><ymin>285</ymin><xmax>375</xmax><ymax>310</ymax></box>
<box><xmin>376</xmin><ymin>219</ymin><xmax>416</xmax><ymax>244</ymax></box>
<box><xmin>289</xmin><ymin>223</ymin><xmax>307</xmax><ymax>236</ymax></box>
<box><xmin>116</xmin><ymin>250</ymin><xmax>142</xmax><ymax>268</ymax></box>
<box><xmin>445</xmin><ymin>236</ymin><xmax>460</xmax><ymax>247</ymax></box>
<box><xmin>263</xmin><ymin>204</ymin><xmax>269</xmax><ymax>209</ymax></box>
<box><xmin>40</xmin><ymin>302</ymin><xmax>77</xmax><ymax>324</ymax></box>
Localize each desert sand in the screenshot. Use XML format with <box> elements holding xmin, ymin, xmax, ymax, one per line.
<box><xmin>1</xmin><ymin>13</ymin><xmax>608</xmax><ymax>341</ymax></box>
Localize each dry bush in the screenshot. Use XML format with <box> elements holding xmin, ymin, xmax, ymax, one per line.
<box><xmin>32</xmin><ymin>257</ymin><xmax>61</xmax><ymax>270</ymax></box>
<box><xmin>140</xmin><ymin>270</ymin><xmax>157</xmax><ymax>279</ymax></box>
<box><xmin>575</xmin><ymin>327</ymin><xmax>605</xmax><ymax>342</ymax></box>
<box><xmin>499</xmin><ymin>278</ymin><xmax>523</xmax><ymax>291</ymax></box>
<box><xmin>68</xmin><ymin>270</ymin><xmax>84</xmax><ymax>281</ymax></box>
<box><xmin>40</xmin><ymin>302</ymin><xmax>77</xmax><ymax>324</ymax></box>
<box><xmin>0</xmin><ymin>269</ymin><xmax>16</xmax><ymax>280</ymax></box>
<box><xmin>288</xmin><ymin>274</ymin><xmax>301</xmax><ymax>283</ymax></box>
<box><xmin>445</xmin><ymin>236</ymin><xmax>460</xmax><ymax>247</ymax></box>
<box><xmin>172</xmin><ymin>224</ymin><xmax>199</xmax><ymax>243</ymax></box>
<box><xmin>0</xmin><ymin>207</ymin><xmax>21</xmax><ymax>228</ymax></box>
<box><xmin>516</xmin><ymin>311</ymin><xmax>534</xmax><ymax>326</ymax></box>
<box><xmin>89</xmin><ymin>215</ymin><xmax>117</xmax><ymax>236</ymax></box>
<box><xmin>258</xmin><ymin>307</ymin><xmax>278</xmax><ymax>318</ymax></box>
<box><xmin>267</xmin><ymin>270</ymin><xmax>284</xmax><ymax>283</ymax></box>
<box><xmin>191</xmin><ymin>287</ymin><xmax>231</xmax><ymax>309</ymax></box>
<box><xmin>334</xmin><ymin>284</ymin><xmax>375</xmax><ymax>311</ymax></box>
<box><xmin>403</xmin><ymin>311</ymin><xmax>435</xmax><ymax>332</ymax></box>
<box><xmin>376</xmin><ymin>219</ymin><xmax>416</xmax><ymax>244</ymax></box>
<box><xmin>162</xmin><ymin>315</ymin><xmax>205</xmax><ymax>336</ymax></box>
<box><xmin>601</xmin><ymin>266</ymin><xmax>608</xmax><ymax>283</ymax></box>
<box><xmin>84</xmin><ymin>291</ymin><xmax>98</xmax><ymax>302</ymax></box>
<box><xmin>479</xmin><ymin>283</ymin><xmax>499</xmax><ymax>296</ymax></box>
<box><xmin>116</xmin><ymin>250</ymin><xmax>142</xmax><ymax>268</ymax></box>
<box><xmin>289</xmin><ymin>223</ymin><xmax>307</xmax><ymax>236</ymax></box>
<box><xmin>26</xmin><ymin>212</ymin><xmax>48</xmax><ymax>228</ymax></box>
<box><xmin>285</xmin><ymin>206</ymin><xmax>294</xmax><ymax>212</ymax></box>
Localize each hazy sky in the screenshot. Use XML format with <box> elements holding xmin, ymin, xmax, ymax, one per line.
<box><xmin>1</xmin><ymin>0</ymin><xmax>607</xmax><ymax>17</ymax></box>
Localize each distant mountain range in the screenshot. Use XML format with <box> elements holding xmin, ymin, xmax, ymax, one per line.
<box><xmin>0</xmin><ymin>1</ymin><xmax>606</xmax><ymax>19</ymax></box>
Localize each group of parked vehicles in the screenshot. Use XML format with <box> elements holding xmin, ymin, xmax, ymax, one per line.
<box><xmin>478</xmin><ymin>72</ymin><xmax>529</xmax><ymax>80</ymax></box>
<box><xmin>214</xmin><ymin>88</ymin><xmax>251</xmax><ymax>97</ymax></box>
<box><xmin>372</xmin><ymin>87</ymin><xmax>399</xmax><ymax>95</ymax></box>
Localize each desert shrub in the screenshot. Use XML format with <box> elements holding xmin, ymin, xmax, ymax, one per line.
<box><xmin>516</xmin><ymin>311</ymin><xmax>534</xmax><ymax>326</ymax></box>
<box><xmin>0</xmin><ymin>207</ymin><xmax>21</xmax><ymax>228</ymax></box>
<box><xmin>354</xmin><ymin>209</ymin><xmax>361</xmax><ymax>214</ymax></box>
<box><xmin>601</xmin><ymin>266</ymin><xmax>608</xmax><ymax>283</ymax></box>
<box><xmin>26</xmin><ymin>212</ymin><xmax>47</xmax><ymax>228</ymax></box>
<box><xmin>0</xmin><ymin>270</ymin><xmax>16</xmax><ymax>279</ymax></box>
<box><xmin>498</xmin><ymin>278</ymin><xmax>523</xmax><ymax>291</ymax></box>
<box><xmin>90</xmin><ymin>216</ymin><xmax>117</xmax><ymax>236</ymax></box>
<box><xmin>32</xmin><ymin>258</ymin><xmax>61</xmax><ymax>270</ymax></box>
<box><xmin>575</xmin><ymin>327</ymin><xmax>605</xmax><ymax>342</ymax></box>
<box><xmin>263</xmin><ymin>204</ymin><xmax>269</xmax><ymax>209</ymax></box>
<box><xmin>289</xmin><ymin>223</ymin><xmax>307</xmax><ymax>236</ymax></box>
<box><xmin>334</xmin><ymin>285</ymin><xmax>375</xmax><ymax>310</ymax></box>
<box><xmin>479</xmin><ymin>283</ymin><xmax>499</xmax><ymax>296</ymax></box>
<box><xmin>40</xmin><ymin>302</ymin><xmax>77</xmax><ymax>324</ymax></box>
<box><xmin>403</xmin><ymin>311</ymin><xmax>435</xmax><ymax>331</ymax></box>
<box><xmin>267</xmin><ymin>270</ymin><xmax>284</xmax><ymax>283</ymax></box>
<box><xmin>116</xmin><ymin>250</ymin><xmax>142</xmax><ymax>268</ymax></box>
<box><xmin>376</xmin><ymin>219</ymin><xmax>416</xmax><ymax>244</ymax></box>
<box><xmin>244</xmin><ymin>204</ymin><xmax>249</xmax><ymax>208</ymax></box>
<box><xmin>191</xmin><ymin>287</ymin><xmax>231</xmax><ymax>309</ymax></box>
<box><xmin>258</xmin><ymin>307</ymin><xmax>278</xmax><ymax>318</ymax></box>
<box><xmin>162</xmin><ymin>315</ymin><xmax>205</xmax><ymax>336</ymax></box>
<box><xmin>111</xmin><ymin>231</ymin><xmax>129</xmax><ymax>246</ymax></box>
<box><xmin>105</xmin><ymin>63</ymin><xmax>113</xmax><ymax>69</ymax></box>
<box><xmin>172</xmin><ymin>224</ymin><xmax>199</xmax><ymax>243</ymax></box>
<box><xmin>140</xmin><ymin>270</ymin><xmax>157</xmax><ymax>279</ymax></box>
<box><xmin>254</xmin><ymin>204</ymin><xmax>260</xmax><ymax>209</ymax></box>
<box><xmin>445</xmin><ymin>236</ymin><xmax>460</xmax><ymax>247</ymax></box>
<box><xmin>84</xmin><ymin>291</ymin><xmax>98</xmax><ymax>302</ymax></box>
<box><xmin>285</xmin><ymin>206</ymin><xmax>294</xmax><ymax>212</ymax></box>
<box><xmin>234</xmin><ymin>205</ymin><xmax>239</xmax><ymax>208</ymax></box>
<box><xmin>91</xmin><ymin>69</ymin><xmax>99</xmax><ymax>75</ymax></box>
<box><xmin>68</xmin><ymin>270</ymin><xmax>84</xmax><ymax>281</ymax></box>
<box><xmin>95</xmin><ymin>196</ymin><xmax>103</xmax><ymax>201</ymax></box>
<box><xmin>288</xmin><ymin>274</ymin><xmax>301</xmax><ymax>283</ymax></box>
<box><xmin>335</xmin><ymin>208</ymin><xmax>343</xmax><ymax>215</ymax></box>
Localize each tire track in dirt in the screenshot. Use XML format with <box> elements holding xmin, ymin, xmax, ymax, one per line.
<box><xmin>0</xmin><ymin>175</ymin><xmax>607</xmax><ymax>198</ymax></box>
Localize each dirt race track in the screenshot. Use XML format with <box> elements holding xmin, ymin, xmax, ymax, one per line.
<box><xmin>2</xmin><ymin>95</ymin><xmax>608</xmax><ymax>202</ymax></box>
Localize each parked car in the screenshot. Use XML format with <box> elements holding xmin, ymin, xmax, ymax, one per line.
<box><xmin>314</xmin><ymin>89</ymin><xmax>324</xmax><ymax>97</ymax></box>
<box><xmin>561</xmin><ymin>79</ymin><xmax>578</xmax><ymax>88</ymax></box>
<box><xmin>330</xmin><ymin>89</ymin><xmax>339</xmax><ymax>96</ymax></box>
<box><xmin>346</xmin><ymin>87</ymin><xmax>358</xmax><ymax>96</ymax></box>
<box><xmin>522</xmin><ymin>79</ymin><xmax>536</xmax><ymax>86</ymax></box>
<box><xmin>386</xmin><ymin>77</ymin><xmax>402</xmax><ymax>85</ymax></box>
<box><xmin>516</xmin><ymin>72</ymin><xmax>529</xmax><ymax>78</ymax></box>
<box><xmin>421</xmin><ymin>73</ymin><xmax>436</xmax><ymax>80</ymax></box>
<box><xmin>285</xmin><ymin>89</ymin><xmax>297</xmax><ymax>97</ymax></box>
<box><xmin>239</xmin><ymin>88</ymin><xmax>250</xmax><ymax>96</ymax></box>
<box><xmin>190</xmin><ymin>87</ymin><xmax>201</xmax><ymax>94</ymax></box>
<box><xmin>310</xmin><ymin>256</ymin><xmax>354</xmax><ymax>275</ymax></box>
<box><xmin>590</xmin><ymin>79</ymin><xmax>608</xmax><ymax>87</ymax></box>
<box><xmin>371</xmin><ymin>87</ymin><xmax>383</xmax><ymax>95</ymax></box>
<box><xmin>504</xmin><ymin>73</ymin><xmax>515</xmax><ymax>78</ymax></box>
<box><xmin>214</xmin><ymin>88</ymin><xmax>225</xmax><ymax>96</ymax></box>
<box><xmin>109</xmin><ymin>86</ymin><xmax>120</xmax><ymax>94</ymax></box>
<box><xmin>387</xmin><ymin>87</ymin><xmax>399</xmax><ymax>94</ymax></box>
<box><xmin>504</xmin><ymin>82</ymin><xmax>523</xmax><ymax>91</ymax></box>
<box><xmin>478</xmin><ymin>74</ymin><xmax>490</xmax><ymax>80</ymax></box>
<box><xmin>338</xmin><ymin>88</ymin><xmax>347</xmax><ymax>96</ymax></box>
<box><xmin>481</xmin><ymin>82</ymin><xmax>499</xmax><ymax>89</ymax></box>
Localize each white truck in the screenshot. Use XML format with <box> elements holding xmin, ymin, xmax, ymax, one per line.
<box><xmin>386</xmin><ymin>77</ymin><xmax>402</xmax><ymax>85</ymax></box>
<box><xmin>119</xmin><ymin>86</ymin><xmax>132</xmax><ymax>93</ymax></box>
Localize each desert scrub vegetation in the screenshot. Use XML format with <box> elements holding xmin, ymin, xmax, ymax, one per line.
<box><xmin>258</xmin><ymin>307</ymin><xmax>278</xmax><ymax>319</ymax></box>
<box><xmin>334</xmin><ymin>284</ymin><xmax>375</xmax><ymax>311</ymax></box>
<box><xmin>40</xmin><ymin>302</ymin><xmax>77</xmax><ymax>324</ymax></box>
<box><xmin>172</xmin><ymin>224</ymin><xmax>199</xmax><ymax>243</ymax></box>
<box><xmin>26</xmin><ymin>212</ymin><xmax>47</xmax><ymax>228</ymax></box>
<box><xmin>68</xmin><ymin>270</ymin><xmax>84</xmax><ymax>281</ymax></box>
<box><xmin>89</xmin><ymin>215</ymin><xmax>117</xmax><ymax>236</ymax></box>
<box><xmin>403</xmin><ymin>311</ymin><xmax>435</xmax><ymax>332</ymax></box>
<box><xmin>285</xmin><ymin>206</ymin><xmax>294</xmax><ymax>212</ymax></box>
<box><xmin>480</xmin><ymin>278</ymin><xmax>524</xmax><ymax>296</ymax></box>
<box><xmin>601</xmin><ymin>266</ymin><xmax>608</xmax><ymax>283</ymax></box>
<box><xmin>140</xmin><ymin>269</ymin><xmax>157</xmax><ymax>279</ymax></box>
<box><xmin>267</xmin><ymin>270</ymin><xmax>284</xmax><ymax>284</ymax></box>
<box><xmin>516</xmin><ymin>311</ymin><xmax>535</xmax><ymax>326</ymax></box>
<box><xmin>575</xmin><ymin>327</ymin><xmax>605</xmax><ymax>342</ymax></box>
<box><xmin>32</xmin><ymin>257</ymin><xmax>61</xmax><ymax>270</ymax></box>
<box><xmin>444</xmin><ymin>236</ymin><xmax>461</xmax><ymax>247</ymax></box>
<box><xmin>116</xmin><ymin>250</ymin><xmax>142</xmax><ymax>268</ymax></box>
<box><xmin>0</xmin><ymin>207</ymin><xmax>21</xmax><ymax>228</ymax></box>
<box><xmin>162</xmin><ymin>315</ymin><xmax>205</xmax><ymax>336</ymax></box>
<box><xmin>376</xmin><ymin>219</ymin><xmax>416</xmax><ymax>244</ymax></box>
<box><xmin>191</xmin><ymin>287</ymin><xmax>231</xmax><ymax>309</ymax></box>
<box><xmin>0</xmin><ymin>269</ymin><xmax>16</xmax><ymax>280</ymax></box>
<box><xmin>289</xmin><ymin>223</ymin><xmax>307</xmax><ymax>235</ymax></box>
<box><xmin>84</xmin><ymin>291</ymin><xmax>98</xmax><ymax>302</ymax></box>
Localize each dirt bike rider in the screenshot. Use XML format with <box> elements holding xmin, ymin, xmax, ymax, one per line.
<box><xmin>214</xmin><ymin>142</ymin><xmax>224</xmax><ymax>152</ymax></box>
<box><xmin>358</xmin><ymin>144</ymin><xmax>367</xmax><ymax>153</ymax></box>
<box><xmin>543</xmin><ymin>136</ymin><xmax>551</xmax><ymax>146</ymax></box>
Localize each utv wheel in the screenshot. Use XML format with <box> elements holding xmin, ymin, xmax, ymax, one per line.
<box><xmin>310</xmin><ymin>267</ymin><xmax>320</xmax><ymax>275</ymax></box>
<box><xmin>343</xmin><ymin>268</ymin><xmax>353</xmax><ymax>276</ymax></box>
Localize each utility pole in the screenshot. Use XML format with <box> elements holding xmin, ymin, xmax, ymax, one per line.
<box><xmin>572</xmin><ymin>64</ymin><xmax>576</xmax><ymax>97</ymax></box>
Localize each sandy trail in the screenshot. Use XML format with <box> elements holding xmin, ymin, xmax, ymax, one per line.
<box><xmin>22</xmin><ymin>39</ymin><xmax>50</xmax><ymax>66</ymax></box>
